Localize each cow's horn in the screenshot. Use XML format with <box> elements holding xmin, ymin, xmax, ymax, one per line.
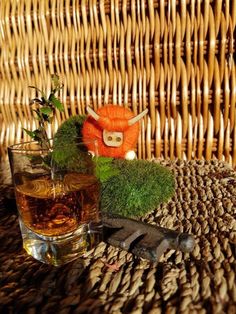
<box><xmin>87</xmin><ymin>106</ymin><xmax>100</xmax><ymax>121</ymax></box>
<box><xmin>128</xmin><ymin>109</ymin><xmax>148</xmax><ymax>126</ymax></box>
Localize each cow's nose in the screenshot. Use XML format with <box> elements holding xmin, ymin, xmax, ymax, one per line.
<box><xmin>103</xmin><ymin>130</ymin><xmax>123</xmax><ymax>147</ymax></box>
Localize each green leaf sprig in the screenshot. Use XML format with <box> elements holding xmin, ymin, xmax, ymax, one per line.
<box><xmin>95</xmin><ymin>157</ymin><xmax>120</xmax><ymax>183</ymax></box>
<box><xmin>23</xmin><ymin>74</ymin><xmax>64</xmax><ymax>150</ymax></box>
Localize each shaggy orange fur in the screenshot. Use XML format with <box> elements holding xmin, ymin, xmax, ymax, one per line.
<box><xmin>82</xmin><ymin>105</ymin><xmax>139</xmax><ymax>158</ymax></box>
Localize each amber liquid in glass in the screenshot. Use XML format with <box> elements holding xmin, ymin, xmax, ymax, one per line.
<box><xmin>14</xmin><ymin>172</ymin><xmax>102</xmax><ymax>265</ymax></box>
<box><xmin>15</xmin><ymin>172</ymin><xmax>101</xmax><ymax>238</ymax></box>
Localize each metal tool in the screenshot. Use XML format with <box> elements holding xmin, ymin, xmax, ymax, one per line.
<box><xmin>103</xmin><ymin>215</ymin><xmax>195</xmax><ymax>262</ymax></box>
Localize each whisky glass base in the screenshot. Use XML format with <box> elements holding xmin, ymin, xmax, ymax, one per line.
<box><xmin>19</xmin><ymin>218</ymin><xmax>103</xmax><ymax>266</ymax></box>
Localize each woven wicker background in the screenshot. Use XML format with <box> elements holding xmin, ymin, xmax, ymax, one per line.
<box><xmin>0</xmin><ymin>0</ymin><xmax>235</xmax><ymax>164</ymax></box>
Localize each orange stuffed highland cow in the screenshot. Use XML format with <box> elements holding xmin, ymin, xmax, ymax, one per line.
<box><xmin>82</xmin><ymin>105</ymin><xmax>148</xmax><ymax>159</ymax></box>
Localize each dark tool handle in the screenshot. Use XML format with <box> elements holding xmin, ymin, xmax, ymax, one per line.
<box><xmin>102</xmin><ymin>215</ymin><xmax>195</xmax><ymax>262</ymax></box>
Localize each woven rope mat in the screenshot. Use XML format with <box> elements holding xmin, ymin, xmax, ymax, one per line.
<box><xmin>0</xmin><ymin>159</ymin><xmax>236</xmax><ymax>314</ymax></box>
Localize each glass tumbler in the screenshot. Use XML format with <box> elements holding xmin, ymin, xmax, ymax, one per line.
<box><xmin>8</xmin><ymin>139</ymin><xmax>102</xmax><ymax>266</ymax></box>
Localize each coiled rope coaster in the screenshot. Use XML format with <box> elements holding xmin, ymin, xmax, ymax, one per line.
<box><xmin>0</xmin><ymin>159</ymin><xmax>235</xmax><ymax>313</ymax></box>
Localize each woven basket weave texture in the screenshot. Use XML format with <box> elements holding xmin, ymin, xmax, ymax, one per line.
<box><xmin>0</xmin><ymin>0</ymin><xmax>235</xmax><ymax>164</ymax></box>
<box><xmin>0</xmin><ymin>159</ymin><xmax>236</xmax><ymax>313</ymax></box>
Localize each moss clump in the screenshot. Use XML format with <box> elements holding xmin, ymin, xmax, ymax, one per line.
<box><xmin>52</xmin><ymin>115</ymin><xmax>87</xmax><ymax>170</ymax></box>
<box><xmin>101</xmin><ymin>159</ymin><xmax>175</xmax><ymax>217</ymax></box>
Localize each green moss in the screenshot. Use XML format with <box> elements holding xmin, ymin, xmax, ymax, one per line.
<box><xmin>101</xmin><ymin>159</ymin><xmax>175</xmax><ymax>217</ymax></box>
<box><xmin>52</xmin><ymin>115</ymin><xmax>87</xmax><ymax>170</ymax></box>
<box><xmin>53</xmin><ymin>114</ymin><xmax>86</xmax><ymax>146</ymax></box>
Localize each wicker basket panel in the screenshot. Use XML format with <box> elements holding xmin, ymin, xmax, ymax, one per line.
<box><xmin>0</xmin><ymin>0</ymin><xmax>235</xmax><ymax>165</ymax></box>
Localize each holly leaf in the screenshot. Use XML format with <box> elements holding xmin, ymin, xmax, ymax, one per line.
<box><xmin>49</xmin><ymin>94</ymin><xmax>64</xmax><ymax>112</ymax></box>
<box><xmin>96</xmin><ymin>157</ymin><xmax>114</xmax><ymax>164</ymax></box>
<box><xmin>40</xmin><ymin>107</ymin><xmax>53</xmax><ymax>115</ymax></box>
<box><xmin>95</xmin><ymin>157</ymin><xmax>120</xmax><ymax>182</ymax></box>
<box><xmin>22</xmin><ymin>128</ymin><xmax>36</xmax><ymax>139</ymax></box>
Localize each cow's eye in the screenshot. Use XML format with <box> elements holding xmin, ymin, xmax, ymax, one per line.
<box><xmin>108</xmin><ymin>136</ymin><xmax>112</xmax><ymax>141</ymax></box>
<box><xmin>116</xmin><ymin>137</ymin><xmax>122</xmax><ymax>142</ymax></box>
